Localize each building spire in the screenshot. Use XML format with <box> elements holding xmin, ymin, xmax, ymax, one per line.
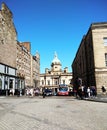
<box><xmin>54</xmin><ymin>51</ymin><xmax>57</xmax><ymax>58</ymax></box>
<box><xmin>52</xmin><ymin>52</ymin><xmax>61</xmax><ymax>65</ymax></box>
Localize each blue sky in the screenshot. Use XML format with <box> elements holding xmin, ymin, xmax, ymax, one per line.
<box><xmin>0</xmin><ymin>0</ymin><xmax>107</xmax><ymax>73</ymax></box>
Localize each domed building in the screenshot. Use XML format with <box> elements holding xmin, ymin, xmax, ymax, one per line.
<box><xmin>51</xmin><ymin>52</ymin><xmax>62</xmax><ymax>73</ymax></box>
<box><xmin>40</xmin><ymin>52</ymin><xmax>72</xmax><ymax>94</ymax></box>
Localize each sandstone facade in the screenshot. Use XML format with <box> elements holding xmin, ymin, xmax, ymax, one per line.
<box><xmin>0</xmin><ymin>3</ymin><xmax>17</xmax><ymax>68</ymax></box>
<box><xmin>72</xmin><ymin>22</ymin><xmax>107</xmax><ymax>93</ymax></box>
<box><xmin>0</xmin><ymin>3</ymin><xmax>40</xmax><ymax>95</ymax></box>
<box><xmin>40</xmin><ymin>52</ymin><xmax>72</xmax><ymax>93</ymax></box>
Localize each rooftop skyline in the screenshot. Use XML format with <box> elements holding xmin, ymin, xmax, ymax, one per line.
<box><xmin>0</xmin><ymin>0</ymin><xmax>107</xmax><ymax>73</ymax></box>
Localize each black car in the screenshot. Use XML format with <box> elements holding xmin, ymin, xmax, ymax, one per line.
<box><xmin>45</xmin><ymin>89</ymin><xmax>53</xmax><ymax>96</ymax></box>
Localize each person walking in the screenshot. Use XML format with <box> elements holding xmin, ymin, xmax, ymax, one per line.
<box><xmin>84</xmin><ymin>85</ymin><xmax>88</xmax><ymax>98</ymax></box>
<box><xmin>42</xmin><ymin>87</ymin><xmax>46</xmax><ymax>98</ymax></box>
<box><xmin>12</xmin><ymin>88</ymin><xmax>15</xmax><ymax>96</ymax></box>
<box><xmin>87</xmin><ymin>87</ymin><xmax>91</xmax><ymax>98</ymax></box>
<box><xmin>30</xmin><ymin>88</ymin><xmax>34</xmax><ymax>97</ymax></box>
<box><xmin>101</xmin><ymin>86</ymin><xmax>106</xmax><ymax>95</ymax></box>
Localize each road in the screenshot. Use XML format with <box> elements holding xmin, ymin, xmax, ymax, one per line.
<box><xmin>0</xmin><ymin>96</ymin><xmax>107</xmax><ymax>130</ymax></box>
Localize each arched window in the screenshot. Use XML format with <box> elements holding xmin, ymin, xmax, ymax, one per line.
<box><xmin>48</xmin><ymin>80</ymin><xmax>50</xmax><ymax>85</ymax></box>
<box><xmin>42</xmin><ymin>80</ymin><xmax>44</xmax><ymax>85</ymax></box>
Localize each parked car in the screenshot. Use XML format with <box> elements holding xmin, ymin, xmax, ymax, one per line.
<box><xmin>34</xmin><ymin>88</ymin><xmax>40</xmax><ymax>96</ymax></box>
<box><xmin>45</xmin><ymin>89</ymin><xmax>53</xmax><ymax>96</ymax></box>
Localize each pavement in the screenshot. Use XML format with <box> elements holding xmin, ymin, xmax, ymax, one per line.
<box><xmin>0</xmin><ymin>94</ymin><xmax>107</xmax><ymax>103</ymax></box>
<box><xmin>0</xmin><ymin>94</ymin><xmax>107</xmax><ymax>130</ymax></box>
<box><xmin>83</xmin><ymin>94</ymin><xmax>107</xmax><ymax>103</ymax></box>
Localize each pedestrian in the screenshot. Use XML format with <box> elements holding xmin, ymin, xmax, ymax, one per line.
<box><xmin>101</xmin><ymin>86</ymin><xmax>106</xmax><ymax>94</ymax></box>
<box><xmin>84</xmin><ymin>85</ymin><xmax>88</xmax><ymax>98</ymax></box>
<box><xmin>9</xmin><ymin>89</ymin><xmax>12</xmax><ymax>96</ymax></box>
<box><xmin>26</xmin><ymin>88</ymin><xmax>29</xmax><ymax>96</ymax></box>
<box><xmin>30</xmin><ymin>88</ymin><xmax>34</xmax><ymax>97</ymax></box>
<box><xmin>81</xmin><ymin>85</ymin><xmax>84</xmax><ymax>97</ymax></box>
<box><xmin>78</xmin><ymin>86</ymin><xmax>83</xmax><ymax>99</ymax></box>
<box><xmin>91</xmin><ymin>86</ymin><xmax>97</xmax><ymax>97</ymax></box>
<box><xmin>42</xmin><ymin>87</ymin><xmax>45</xmax><ymax>98</ymax></box>
<box><xmin>87</xmin><ymin>87</ymin><xmax>91</xmax><ymax>97</ymax></box>
<box><xmin>74</xmin><ymin>89</ymin><xmax>78</xmax><ymax>98</ymax></box>
<box><xmin>12</xmin><ymin>88</ymin><xmax>15</xmax><ymax>96</ymax></box>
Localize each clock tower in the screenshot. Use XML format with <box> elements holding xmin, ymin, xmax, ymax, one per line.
<box><xmin>51</xmin><ymin>52</ymin><xmax>62</xmax><ymax>72</ymax></box>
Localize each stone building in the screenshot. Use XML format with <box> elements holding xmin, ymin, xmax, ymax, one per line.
<box><xmin>16</xmin><ymin>42</ymin><xmax>31</xmax><ymax>89</ymax></box>
<box><xmin>31</xmin><ymin>51</ymin><xmax>40</xmax><ymax>88</ymax></box>
<box><xmin>17</xmin><ymin>41</ymin><xmax>40</xmax><ymax>89</ymax></box>
<box><xmin>0</xmin><ymin>3</ymin><xmax>17</xmax><ymax>95</ymax></box>
<box><xmin>72</xmin><ymin>22</ymin><xmax>107</xmax><ymax>94</ymax></box>
<box><xmin>40</xmin><ymin>52</ymin><xmax>72</xmax><ymax>93</ymax></box>
<box><xmin>0</xmin><ymin>3</ymin><xmax>40</xmax><ymax>95</ymax></box>
<box><xmin>0</xmin><ymin>3</ymin><xmax>17</xmax><ymax>68</ymax></box>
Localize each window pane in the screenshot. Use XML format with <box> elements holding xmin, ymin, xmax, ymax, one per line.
<box><xmin>103</xmin><ymin>38</ymin><xmax>107</xmax><ymax>46</ymax></box>
<box><xmin>105</xmin><ymin>53</ymin><xmax>107</xmax><ymax>66</ymax></box>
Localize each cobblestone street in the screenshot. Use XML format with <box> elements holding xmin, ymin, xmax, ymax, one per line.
<box><xmin>0</xmin><ymin>96</ymin><xmax>107</xmax><ymax>130</ymax></box>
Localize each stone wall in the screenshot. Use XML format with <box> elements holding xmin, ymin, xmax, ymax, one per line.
<box><xmin>72</xmin><ymin>22</ymin><xmax>107</xmax><ymax>94</ymax></box>
<box><xmin>0</xmin><ymin>3</ymin><xmax>17</xmax><ymax>68</ymax></box>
